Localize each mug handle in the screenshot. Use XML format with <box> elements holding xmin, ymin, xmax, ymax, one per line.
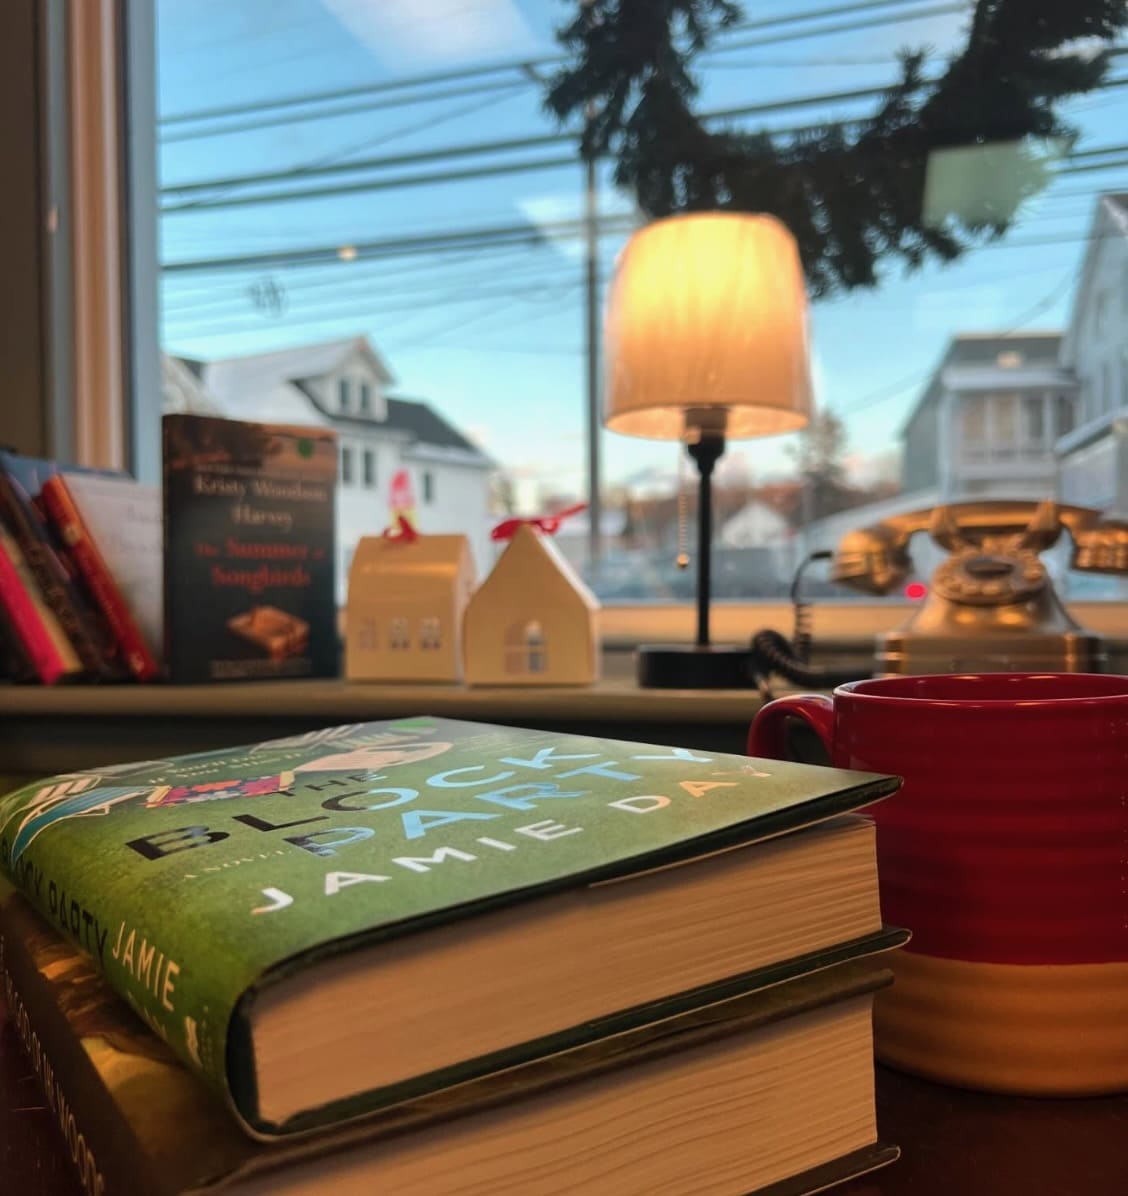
<box><xmin>747</xmin><ymin>693</ymin><xmax>836</xmax><ymax>763</ymax></box>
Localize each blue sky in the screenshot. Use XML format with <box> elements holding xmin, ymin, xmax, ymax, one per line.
<box><xmin>157</xmin><ymin>0</ymin><xmax>1127</xmax><ymax>499</ymax></box>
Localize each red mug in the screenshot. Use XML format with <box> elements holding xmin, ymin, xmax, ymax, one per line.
<box><xmin>748</xmin><ymin>673</ymin><xmax>1128</xmax><ymax>1095</ymax></box>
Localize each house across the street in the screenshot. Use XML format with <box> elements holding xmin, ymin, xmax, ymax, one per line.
<box><xmin>164</xmin><ymin>336</ymin><xmax>494</xmax><ymax>598</ymax></box>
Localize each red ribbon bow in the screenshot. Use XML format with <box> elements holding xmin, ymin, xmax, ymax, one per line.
<box><xmin>382</xmin><ymin>513</ymin><xmax>419</xmax><ymax>543</ymax></box>
<box><xmin>491</xmin><ymin>502</ymin><xmax>587</xmax><ymax>541</ymax></box>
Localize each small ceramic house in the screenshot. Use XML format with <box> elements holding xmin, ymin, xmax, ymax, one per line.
<box><xmin>463</xmin><ymin>523</ymin><xmax>599</xmax><ymax>686</ymax></box>
<box><xmin>346</xmin><ymin>533</ymin><xmax>476</xmax><ymax>682</ymax></box>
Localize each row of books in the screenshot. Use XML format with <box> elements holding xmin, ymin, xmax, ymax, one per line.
<box><xmin>0</xmin><ymin>717</ymin><xmax>905</xmax><ymax>1194</ymax></box>
<box><xmin>1</xmin><ymin>414</ymin><xmax>339</xmax><ymax>685</ymax></box>
<box><xmin>0</xmin><ymin>450</ymin><xmax>162</xmax><ymax>684</ymax></box>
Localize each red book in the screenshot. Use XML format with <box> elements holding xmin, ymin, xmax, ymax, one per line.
<box><xmin>40</xmin><ymin>476</ymin><xmax>161</xmax><ymax>681</ymax></box>
<box><xmin>0</xmin><ymin>525</ymin><xmax>82</xmax><ymax>684</ymax></box>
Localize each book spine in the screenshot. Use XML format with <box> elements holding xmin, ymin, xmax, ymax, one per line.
<box><xmin>0</xmin><ymin>530</ymin><xmax>79</xmax><ymax>684</ymax></box>
<box><xmin>1</xmin><ymin>914</ymin><xmax>165</xmax><ymax>1196</ymax></box>
<box><xmin>41</xmin><ymin>478</ymin><xmax>160</xmax><ymax>681</ymax></box>
<box><xmin>0</xmin><ymin>474</ymin><xmax>111</xmax><ymax>679</ymax></box>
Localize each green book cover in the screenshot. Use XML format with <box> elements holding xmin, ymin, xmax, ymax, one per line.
<box><xmin>0</xmin><ymin>717</ymin><xmax>897</xmax><ymax>1134</ymax></box>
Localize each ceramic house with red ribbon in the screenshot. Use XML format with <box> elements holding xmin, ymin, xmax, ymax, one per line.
<box><xmin>463</xmin><ymin>521</ymin><xmax>600</xmax><ymax>686</ymax></box>
<box><xmin>346</xmin><ymin>523</ymin><xmax>476</xmax><ymax>682</ymax></box>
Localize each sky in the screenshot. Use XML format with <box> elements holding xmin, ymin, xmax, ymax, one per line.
<box><xmin>156</xmin><ymin>0</ymin><xmax>1128</xmax><ymax>502</ymax></box>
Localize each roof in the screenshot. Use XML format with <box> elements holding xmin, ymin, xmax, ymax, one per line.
<box><xmin>175</xmin><ymin>335</ymin><xmax>490</xmax><ymax>463</ymax></box>
<box><xmin>385</xmin><ymin>397</ymin><xmax>480</xmax><ymax>454</ymax></box>
<box><xmin>1062</xmin><ymin>192</ymin><xmax>1128</xmax><ymax>365</ymax></box>
<box><xmin>201</xmin><ymin>336</ymin><xmax>395</xmax><ymax>405</ymax></box>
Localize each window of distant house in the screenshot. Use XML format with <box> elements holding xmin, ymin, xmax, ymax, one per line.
<box><xmin>338</xmin><ymin>378</ymin><xmax>350</xmax><ymax>411</ymax></box>
<box><xmin>423</xmin><ymin>470</ymin><xmax>434</xmax><ymax>503</ymax></box>
<box><xmin>1055</xmin><ymin>394</ymin><xmax>1074</xmax><ymax>438</ymax></box>
<box><xmin>340</xmin><ymin>445</ymin><xmax>353</xmax><ymax>485</ymax></box>
<box><xmin>1095</xmin><ymin>291</ymin><xmax>1108</xmax><ymax>336</ymax></box>
<box><xmin>962</xmin><ymin>394</ymin><xmax>989</xmax><ymax>451</ymax></box>
<box><xmin>993</xmin><ymin>393</ymin><xmax>1018</xmax><ymax>453</ymax></box>
<box><xmin>359</xmin><ymin>382</ymin><xmax>371</xmax><ymax>414</ymax></box>
<box><xmin>1022</xmin><ymin>395</ymin><xmax>1045</xmax><ymax>445</ymax></box>
<box><xmin>363</xmin><ymin>448</ymin><xmax>375</xmax><ymax>487</ymax></box>
<box><xmin>996</xmin><ymin>350</ymin><xmax>1024</xmax><ymax>369</ymax></box>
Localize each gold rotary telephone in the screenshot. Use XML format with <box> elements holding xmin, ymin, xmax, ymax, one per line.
<box><xmin>831</xmin><ymin>500</ymin><xmax>1128</xmax><ymax>674</ymax></box>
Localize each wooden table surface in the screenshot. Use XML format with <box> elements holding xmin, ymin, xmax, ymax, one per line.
<box><xmin>2</xmin><ymin>1001</ymin><xmax>1125</xmax><ymax>1196</ymax></box>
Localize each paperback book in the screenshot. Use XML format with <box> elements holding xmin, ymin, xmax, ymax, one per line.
<box><xmin>0</xmin><ymin>717</ymin><xmax>900</xmax><ymax>1136</ymax></box>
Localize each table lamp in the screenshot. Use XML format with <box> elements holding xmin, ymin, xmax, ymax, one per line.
<box><xmin>603</xmin><ymin>212</ymin><xmax>813</xmax><ymax>687</ymax></box>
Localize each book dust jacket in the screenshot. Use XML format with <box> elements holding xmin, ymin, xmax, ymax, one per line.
<box><xmin>163</xmin><ymin>415</ymin><xmax>337</xmax><ymax>683</ymax></box>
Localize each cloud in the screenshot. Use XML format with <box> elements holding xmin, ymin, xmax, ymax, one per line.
<box><xmin>321</xmin><ymin>0</ymin><xmax>539</xmax><ymax>66</ymax></box>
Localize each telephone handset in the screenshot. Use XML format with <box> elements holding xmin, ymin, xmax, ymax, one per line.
<box><xmin>750</xmin><ymin>501</ymin><xmax>1128</xmax><ymax>688</ymax></box>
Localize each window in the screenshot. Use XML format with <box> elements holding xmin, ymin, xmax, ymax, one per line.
<box><xmin>1055</xmin><ymin>394</ymin><xmax>1075</xmax><ymax>438</ymax></box>
<box><xmin>340</xmin><ymin>445</ymin><xmax>353</xmax><ymax>485</ymax></box>
<box><xmin>1022</xmin><ymin>395</ymin><xmax>1045</xmax><ymax>445</ymax></box>
<box><xmin>151</xmin><ymin>4</ymin><xmax>1128</xmax><ymax>607</ymax></box>
<box><xmin>962</xmin><ymin>395</ymin><xmax>989</xmax><ymax>451</ymax></box>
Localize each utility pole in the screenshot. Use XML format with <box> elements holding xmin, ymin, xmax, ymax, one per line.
<box><xmin>583</xmin><ymin>128</ymin><xmax>603</xmax><ymax>568</ymax></box>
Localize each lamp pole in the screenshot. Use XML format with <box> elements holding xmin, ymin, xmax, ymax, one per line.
<box><xmin>687</xmin><ymin>433</ymin><xmax>724</xmax><ymax>648</ymax></box>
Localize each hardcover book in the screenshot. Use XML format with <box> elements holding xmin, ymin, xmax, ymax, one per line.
<box><xmin>0</xmin><ymin>882</ymin><xmax>901</xmax><ymax>1196</ymax></box>
<box><xmin>0</xmin><ymin>451</ymin><xmax>125</xmax><ymax>681</ymax></box>
<box><xmin>40</xmin><ymin>476</ymin><xmax>161</xmax><ymax>681</ymax></box>
<box><xmin>0</xmin><ymin>524</ymin><xmax>83</xmax><ymax>684</ymax></box>
<box><xmin>162</xmin><ymin>414</ymin><xmax>337</xmax><ymax>683</ymax></box>
<box><xmin>53</xmin><ymin>472</ymin><xmax>163</xmax><ymax>665</ymax></box>
<box><xmin>0</xmin><ymin>717</ymin><xmax>900</xmax><ymax>1136</ymax></box>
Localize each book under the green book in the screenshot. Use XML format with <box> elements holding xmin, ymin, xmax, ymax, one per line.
<box><xmin>0</xmin><ymin>717</ymin><xmax>900</xmax><ymax>1136</ymax></box>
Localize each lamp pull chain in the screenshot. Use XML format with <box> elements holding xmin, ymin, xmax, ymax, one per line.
<box><xmin>676</xmin><ymin>440</ymin><xmax>690</xmax><ymax>570</ymax></box>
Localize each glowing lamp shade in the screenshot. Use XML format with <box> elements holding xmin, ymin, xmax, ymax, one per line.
<box><xmin>603</xmin><ymin>212</ymin><xmax>813</xmax><ymax>440</ymax></box>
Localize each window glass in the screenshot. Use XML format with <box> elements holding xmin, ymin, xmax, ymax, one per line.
<box><xmin>156</xmin><ymin>2</ymin><xmax>1128</xmax><ymax>603</ymax></box>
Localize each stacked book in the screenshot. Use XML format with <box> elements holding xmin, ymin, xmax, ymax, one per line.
<box><xmin>0</xmin><ymin>717</ymin><xmax>907</xmax><ymax>1195</ymax></box>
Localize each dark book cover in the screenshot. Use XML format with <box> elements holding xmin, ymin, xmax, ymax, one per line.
<box><xmin>162</xmin><ymin>414</ymin><xmax>337</xmax><ymax>683</ymax></box>
<box><xmin>0</xmin><ymin>880</ymin><xmax>900</xmax><ymax>1196</ymax></box>
<box><xmin>0</xmin><ymin>452</ymin><xmax>127</xmax><ymax>681</ymax></box>
<box><xmin>0</xmin><ymin>715</ymin><xmax>901</xmax><ymax>1135</ymax></box>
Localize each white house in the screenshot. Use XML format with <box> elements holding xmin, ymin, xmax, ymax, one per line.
<box><xmin>165</xmin><ymin>336</ymin><xmax>494</xmax><ymax>595</ymax></box>
<box><xmin>1057</xmin><ymin>193</ymin><xmax>1128</xmax><ymax>513</ymax></box>
<box><xmin>900</xmin><ymin>332</ymin><xmax>1076</xmax><ymax>503</ymax></box>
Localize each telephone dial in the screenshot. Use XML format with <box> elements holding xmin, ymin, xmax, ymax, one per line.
<box><xmin>751</xmin><ymin>500</ymin><xmax>1128</xmax><ymax>686</ymax></box>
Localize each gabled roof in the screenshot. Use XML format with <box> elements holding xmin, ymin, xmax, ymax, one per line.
<box><xmin>1062</xmin><ymin>192</ymin><xmax>1128</xmax><ymax>365</ymax></box>
<box><xmin>202</xmin><ymin>336</ymin><xmax>395</xmax><ymax>405</ymax></box>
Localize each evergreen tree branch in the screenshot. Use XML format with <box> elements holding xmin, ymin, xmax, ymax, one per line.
<box><xmin>546</xmin><ymin>0</ymin><xmax>1128</xmax><ymax>296</ymax></box>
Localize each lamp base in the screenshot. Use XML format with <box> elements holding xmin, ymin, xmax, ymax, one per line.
<box><xmin>636</xmin><ymin>643</ymin><xmax>756</xmax><ymax>689</ymax></box>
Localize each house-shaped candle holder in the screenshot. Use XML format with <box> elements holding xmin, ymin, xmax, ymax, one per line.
<box><xmin>346</xmin><ymin>531</ymin><xmax>476</xmax><ymax>682</ymax></box>
<box><xmin>463</xmin><ymin>523</ymin><xmax>599</xmax><ymax>686</ymax></box>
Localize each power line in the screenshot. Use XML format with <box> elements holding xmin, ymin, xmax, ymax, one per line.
<box><xmin>161</xmin><ymin>76</ymin><xmax>1128</xmax><ymax>213</ymax></box>
<box><xmin>160</xmin><ymin>79</ymin><xmax>944</xmax><ymax>206</ymax></box>
<box><xmin>159</xmin><ymin>0</ymin><xmax>936</xmax><ymax>129</ymax></box>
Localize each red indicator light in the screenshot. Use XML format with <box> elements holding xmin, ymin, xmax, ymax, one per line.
<box><xmin>904</xmin><ymin>582</ymin><xmax>928</xmax><ymax>600</ymax></box>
